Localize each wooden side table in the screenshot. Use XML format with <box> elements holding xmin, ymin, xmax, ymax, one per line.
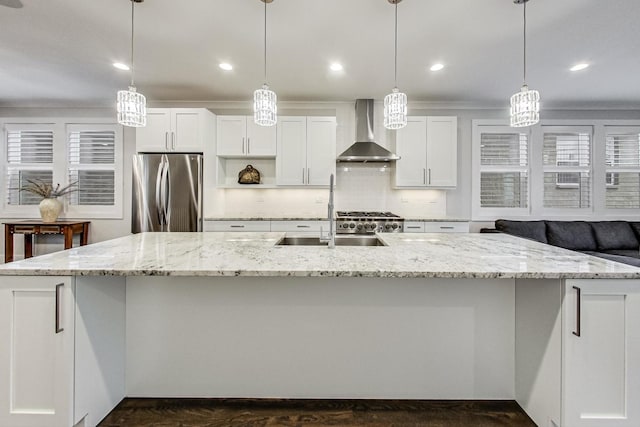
<box><xmin>4</xmin><ymin>220</ymin><xmax>90</xmax><ymax>263</ymax></box>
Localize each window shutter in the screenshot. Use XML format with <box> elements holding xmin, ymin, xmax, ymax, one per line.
<box><xmin>479</xmin><ymin>132</ymin><xmax>528</xmax><ymax>208</ymax></box>
<box><xmin>68</xmin><ymin>128</ymin><xmax>116</xmax><ymax>206</ymax></box>
<box><xmin>605</xmin><ymin>129</ymin><xmax>640</xmax><ymax>209</ymax></box>
<box><xmin>4</xmin><ymin>127</ymin><xmax>54</xmax><ymax>205</ymax></box>
<box><xmin>542</xmin><ymin>130</ymin><xmax>591</xmax><ymax>209</ymax></box>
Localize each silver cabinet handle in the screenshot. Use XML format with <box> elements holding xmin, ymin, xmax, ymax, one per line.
<box><xmin>302</xmin><ymin>168</ymin><xmax>305</xmax><ymax>184</ymax></box>
<box><xmin>296</xmin><ymin>225</ymin><xmax>311</xmax><ymax>228</ymax></box>
<box><xmin>55</xmin><ymin>283</ymin><xmax>64</xmax><ymax>333</ymax></box>
<box><xmin>165</xmin><ymin>132</ymin><xmax>169</xmax><ymax>150</ymax></box>
<box><xmin>307</xmin><ymin>168</ymin><xmax>310</xmax><ymax>184</ymax></box>
<box><xmin>242</xmin><ymin>137</ymin><xmax>245</xmax><ymax>154</ymax></box>
<box><xmin>171</xmin><ymin>132</ymin><xmax>176</xmax><ymax>150</ymax></box>
<box><xmin>428</xmin><ymin>168</ymin><xmax>432</xmax><ymax>185</ymax></box>
<box><xmin>440</xmin><ymin>226</ymin><xmax>454</xmax><ymax>230</ymax></box>
<box><xmin>230</xmin><ymin>225</ymin><xmax>245</xmax><ymax>228</ymax></box>
<box><xmin>247</xmin><ymin>137</ymin><xmax>250</xmax><ymax>154</ymax></box>
<box><xmin>423</xmin><ymin>168</ymin><xmax>426</xmax><ymax>185</ymax></box>
<box><xmin>407</xmin><ymin>226</ymin><xmax>421</xmax><ymax>229</ymax></box>
<box><xmin>572</xmin><ymin>286</ymin><xmax>581</xmax><ymax>337</ymax></box>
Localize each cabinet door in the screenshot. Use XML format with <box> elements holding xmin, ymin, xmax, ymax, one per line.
<box><xmin>426</xmin><ymin>116</ymin><xmax>457</xmax><ymax>187</ymax></box>
<box><xmin>206</xmin><ymin>220</ymin><xmax>271</xmax><ymax>232</ymax></box>
<box><xmin>172</xmin><ymin>109</ymin><xmax>203</xmax><ymax>152</ymax></box>
<box><xmin>276</xmin><ymin>117</ymin><xmax>307</xmax><ymax>185</ymax></box>
<box><xmin>217</xmin><ymin>116</ymin><xmax>246</xmax><ymax>157</ymax></box>
<box><xmin>306</xmin><ymin>117</ymin><xmax>336</xmax><ymax>186</ymax></box>
<box><xmin>246</xmin><ymin>120</ymin><xmax>277</xmax><ymax>157</ymax></box>
<box><xmin>0</xmin><ymin>277</ymin><xmax>73</xmax><ymax>427</ymax></box>
<box><xmin>395</xmin><ymin>117</ymin><xmax>427</xmax><ymax>187</ymax></box>
<box><xmin>563</xmin><ymin>280</ymin><xmax>640</xmax><ymax>427</ymax></box>
<box><xmin>135</xmin><ymin>109</ymin><xmax>172</xmax><ymax>152</ymax></box>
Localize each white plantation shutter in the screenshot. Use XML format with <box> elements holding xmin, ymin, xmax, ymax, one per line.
<box><xmin>67</xmin><ymin>125</ymin><xmax>118</xmax><ymax>207</ymax></box>
<box><xmin>605</xmin><ymin>127</ymin><xmax>640</xmax><ymax>209</ymax></box>
<box><xmin>478</xmin><ymin>129</ymin><xmax>529</xmax><ymax>210</ymax></box>
<box><xmin>542</xmin><ymin>127</ymin><xmax>592</xmax><ymax>209</ymax></box>
<box><xmin>4</xmin><ymin>124</ymin><xmax>54</xmax><ymax>206</ymax></box>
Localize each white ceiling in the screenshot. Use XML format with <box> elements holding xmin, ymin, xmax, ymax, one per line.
<box><xmin>1</xmin><ymin>0</ymin><xmax>639</xmax><ymax>108</ymax></box>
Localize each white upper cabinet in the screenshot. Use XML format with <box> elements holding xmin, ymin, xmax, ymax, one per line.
<box><xmin>216</xmin><ymin>116</ymin><xmax>277</xmax><ymax>158</ymax></box>
<box><xmin>395</xmin><ymin>116</ymin><xmax>457</xmax><ymax>188</ymax></box>
<box><xmin>136</xmin><ymin>108</ymin><xmax>213</xmax><ymax>153</ymax></box>
<box><xmin>276</xmin><ymin>116</ymin><xmax>336</xmax><ymax>186</ymax></box>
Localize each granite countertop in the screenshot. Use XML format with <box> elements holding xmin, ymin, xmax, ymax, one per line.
<box><xmin>204</xmin><ymin>217</ymin><xmax>469</xmax><ymax>222</ymax></box>
<box><xmin>1</xmin><ymin>232</ymin><xmax>639</xmax><ymax>279</ymax></box>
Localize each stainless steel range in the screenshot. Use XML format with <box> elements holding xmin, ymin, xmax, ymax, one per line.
<box><xmin>336</xmin><ymin>211</ymin><xmax>404</xmax><ymax>234</ymax></box>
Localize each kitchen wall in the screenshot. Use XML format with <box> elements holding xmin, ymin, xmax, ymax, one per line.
<box><xmin>2</xmin><ymin>104</ymin><xmax>639</xmax><ymax>261</ymax></box>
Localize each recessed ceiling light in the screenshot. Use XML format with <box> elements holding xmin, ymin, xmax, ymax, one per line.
<box><xmin>219</xmin><ymin>63</ymin><xmax>233</xmax><ymax>71</ymax></box>
<box><xmin>570</xmin><ymin>63</ymin><xmax>589</xmax><ymax>72</ymax></box>
<box><xmin>430</xmin><ymin>63</ymin><xmax>444</xmax><ymax>72</ymax></box>
<box><xmin>113</xmin><ymin>62</ymin><xmax>130</xmax><ymax>71</ymax></box>
<box><xmin>330</xmin><ymin>63</ymin><xmax>344</xmax><ymax>72</ymax></box>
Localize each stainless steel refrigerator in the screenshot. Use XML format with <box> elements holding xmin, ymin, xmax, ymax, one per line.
<box><xmin>132</xmin><ymin>153</ymin><xmax>203</xmax><ymax>233</ymax></box>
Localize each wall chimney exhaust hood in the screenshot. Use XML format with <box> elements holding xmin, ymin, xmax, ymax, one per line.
<box><xmin>337</xmin><ymin>99</ymin><xmax>400</xmax><ymax>162</ymax></box>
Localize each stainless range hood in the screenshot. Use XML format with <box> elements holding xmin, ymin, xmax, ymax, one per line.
<box><xmin>337</xmin><ymin>99</ymin><xmax>400</xmax><ymax>162</ymax></box>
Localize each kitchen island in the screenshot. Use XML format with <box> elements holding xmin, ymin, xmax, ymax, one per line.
<box><xmin>1</xmin><ymin>232</ymin><xmax>639</xmax><ymax>427</ymax></box>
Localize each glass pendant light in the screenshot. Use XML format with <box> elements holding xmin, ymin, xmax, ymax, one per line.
<box><xmin>254</xmin><ymin>0</ymin><xmax>277</xmax><ymax>127</ymax></box>
<box><xmin>510</xmin><ymin>0</ymin><xmax>539</xmax><ymax>128</ymax></box>
<box><xmin>384</xmin><ymin>0</ymin><xmax>407</xmax><ymax>130</ymax></box>
<box><xmin>117</xmin><ymin>0</ymin><xmax>146</xmax><ymax>128</ymax></box>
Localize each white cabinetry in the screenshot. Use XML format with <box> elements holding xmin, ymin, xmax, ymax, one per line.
<box><xmin>136</xmin><ymin>108</ymin><xmax>213</xmax><ymax>153</ymax></box>
<box><xmin>562</xmin><ymin>280</ymin><xmax>640</xmax><ymax>427</ymax></box>
<box><xmin>217</xmin><ymin>116</ymin><xmax>277</xmax><ymax>157</ymax></box>
<box><xmin>276</xmin><ymin>116</ymin><xmax>336</xmax><ymax>186</ymax></box>
<box><xmin>204</xmin><ymin>220</ymin><xmax>271</xmax><ymax>232</ymax></box>
<box><xmin>270</xmin><ymin>220</ymin><xmax>329</xmax><ymax>233</ymax></box>
<box><xmin>403</xmin><ymin>221</ymin><xmax>469</xmax><ymax>233</ymax></box>
<box><xmin>0</xmin><ymin>277</ymin><xmax>73</xmax><ymax>427</ymax></box>
<box><xmin>395</xmin><ymin>116</ymin><xmax>457</xmax><ymax>188</ymax></box>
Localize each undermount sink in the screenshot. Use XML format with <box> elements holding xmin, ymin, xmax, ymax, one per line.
<box><xmin>275</xmin><ymin>235</ymin><xmax>387</xmax><ymax>247</ymax></box>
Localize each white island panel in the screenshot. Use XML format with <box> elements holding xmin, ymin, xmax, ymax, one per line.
<box><xmin>126</xmin><ymin>276</ymin><xmax>514</xmax><ymax>399</ymax></box>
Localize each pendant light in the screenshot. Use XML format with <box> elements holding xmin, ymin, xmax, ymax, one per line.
<box><xmin>254</xmin><ymin>0</ymin><xmax>277</xmax><ymax>127</ymax></box>
<box><xmin>384</xmin><ymin>0</ymin><xmax>407</xmax><ymax>130</ymax></box>
<box><xmin>117</xmin><ymin>0</ymin><xmax>147</xmax><ymax>128</ymax></box>
<box><xmin>510</xmin><ymin>0</ymin><xmax>539</xmax><ymax>127</ymax></box>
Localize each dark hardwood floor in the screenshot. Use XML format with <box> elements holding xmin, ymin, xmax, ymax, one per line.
<box><xmin>98</xmin><ymin>398</ymin><xmax>537</xmax><ymax>427</ymax></box>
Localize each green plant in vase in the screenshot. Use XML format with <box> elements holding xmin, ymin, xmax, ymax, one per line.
<box><xmin>19</xmin><ymin>179</ymin><xmax>78</xmax><ymax>223</ymax></box>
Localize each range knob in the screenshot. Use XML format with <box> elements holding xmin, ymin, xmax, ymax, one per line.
<box><xmin>349</xmin><ymin>222</ymin><xmax>356</xmax><ymax>229</ymax></box>
<box><xmin>385</xmin><ymin>224</ymin><xmax>392</xmax><ymax>230</ymax></box>
<box><xmin>342</xmin><ymin>223</ymin><xmax>350</xmax><ymax>229</ymax></box>
<box><xmin>392</xmin><ymin>223</ymin><xmax>398</xmax><ymax>229</ymax></box>
<box><xmin>356</xmin><ymin>224</ymin><xmax>364</xmax><ymax>230</ymax></box>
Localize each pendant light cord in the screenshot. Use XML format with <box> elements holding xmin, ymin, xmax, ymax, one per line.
<box><xmin>130</xmin><ymin>0</ymin><xmax>135</xmax><ymax>87</ymax></box>
<box><xmin>522</xmin><ymin>1</ymin><xmax>527</xmax><ymax>86</ymax></box>
<box><xmin>264</xmin><ymin>0</ymin><xmax>267</xmax><ymax>85</ymax></box>
<box><xmin>394</xmin><ymin>1</ymin><xmax>398</xmax><ymax>89</ymax></box>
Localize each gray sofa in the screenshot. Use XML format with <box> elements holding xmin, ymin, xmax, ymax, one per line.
<box><xmin>492</xmin><ymin>219</ymin><xmax>640</xmax><ymax>267</ymax></box>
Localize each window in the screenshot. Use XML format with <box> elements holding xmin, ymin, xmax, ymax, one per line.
<box><xmin>473</xmin><ymin>125</ymin><xmax>529</xmax><ymax>217</ymax></box>
<box><xmin>605</xmin><ymin>127</ymin><xmax>640</xmax><ymax>209</ymax></box>
<box><xmin>4</xmin><ymin>124</ymin><xmax>55</xmax><ymax>207</ymax></box>
<box><xmin>1</xmin><ymin>120</ymin><xmax>123</xmax><ymax>219</ymax></box>
<box><xmin>542</xmin><ymin>128</ymin><xmax>592</xmax><ymax>209</ymax></box>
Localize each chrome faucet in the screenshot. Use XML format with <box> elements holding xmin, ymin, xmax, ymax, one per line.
<box><xmin>320</xmin><ymin>173</ymin><xmax>336</xmax><ymax>248</ymax></box>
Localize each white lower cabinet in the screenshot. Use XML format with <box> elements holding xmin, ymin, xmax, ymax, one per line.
<box><xmin>204</xmin><ymin>220</ymin><xmax>271</xmax><ymax>232</ymax></box>
<box><xmin>270</xmin><ymin>220</ymin><xmax>329</xmax><ymax>233</ymax></box>
<box><xmin>0</xmin><ymin>277</ymin><xmax>74</xmax><ymax>427</ymax></box>
<box><xmin>562</xmin><ymin>280</ymin><xmax>640</xmax><ymax>427</ymax></box>
<box><xmin>403</xmin><ymin>221</ymin><xmax>469</xmax><ymax>233</ymax></box>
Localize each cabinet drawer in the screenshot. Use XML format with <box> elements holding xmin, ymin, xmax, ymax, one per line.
<box><xmin>204</xmin><ymin>221</ymin><xmax>271</xmax><ymax>232</ymax></box>
<box><xmin>270</xmin><ymin>221</ymin><xmax>329</xmax><ymax>233</ymax></box>
<box><xmin>403</xmin><ymin>222</ymin><xmax>425</xmax><ymax>232</ymax></box>
<box><xmin>423</xmin><ymin>222</ymin><xmax>469</xmax><ymax>233</ymax></box>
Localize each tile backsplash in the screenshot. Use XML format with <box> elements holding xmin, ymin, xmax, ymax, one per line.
<box><xmin>206</xmin><ymin>163</ymin><xmax>447</xmax><ymax>218</ymax></box>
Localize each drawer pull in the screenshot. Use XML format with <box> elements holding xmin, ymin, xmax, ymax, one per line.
<box><xmin>440</xmin><ymin>226</ymin><xmax>455</xmax><ymax>230</ymax></box>
<box><xmin>230</xmin><ymin>225</ymin><xmax>245</xmax><ymax>228</ymax></box>
<box><xmin>572</xmin><ymin>286</ymin><xmax>581</xmax><ymax>337</ymax></box>
<box><xmin>296</xmin><ymin>225</ymin><xmax>311</xmax><ymax>228</ymax></box>
<box><xmin>407</xmin><ymin>226</ymin><xmax>421</xmax><ymax>229</ymax></box>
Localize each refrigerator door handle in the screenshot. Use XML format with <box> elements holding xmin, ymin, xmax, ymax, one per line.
<box><xmin>155</xmin><ymin>157</ymin><xmax>165</xmax><ymax>226</ymax></box>
<box><xmin>163</xmin><ymin>158</ymin><xmax>171</xmax><ymax>229</ymax></box>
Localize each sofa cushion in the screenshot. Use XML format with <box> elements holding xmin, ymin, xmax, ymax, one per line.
<box><xmin>630</xmin><ymin>222</ymin><xmax>640</xmax><ymax>240</ymax></box>
<box><xmin>590</xmin><ymin>221</ymin><xmax>639</xmax><ymax>251</ymax></box>
<box><xmin>546</xmin><ymin>221</ymin><xmax>597</xmax><ymax>251</ymax></box>
<box><xmin>495</xmin><ymin>220</ymin><xmax>547</xmax><ymax>243</ymax></box>
<box><xmin>602</xmin><ymin>249</ymin><xmax>640</xmax><ymax>259</ymax></box>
